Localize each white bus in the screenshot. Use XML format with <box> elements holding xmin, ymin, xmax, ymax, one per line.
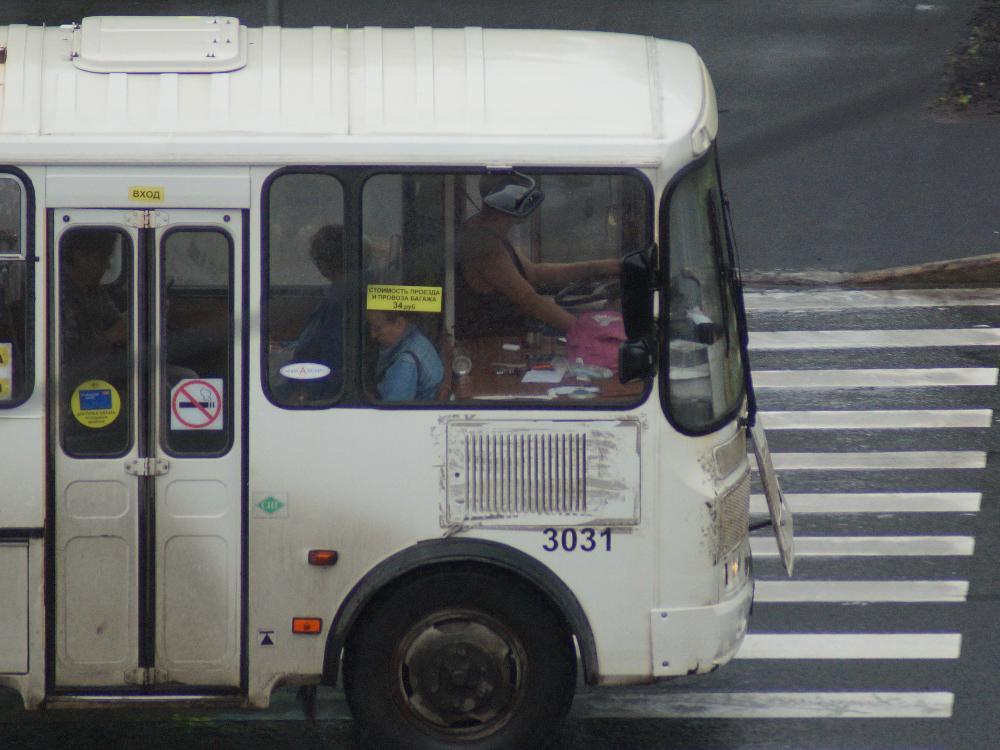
<box><xmin>0</xmin><ymin>16</ymin><xmax>792</xmax><ymax>749</ymax></box>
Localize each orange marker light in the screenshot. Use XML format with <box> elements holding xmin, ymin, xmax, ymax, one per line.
<box><xmin>292</xmin><ymin>617</ymin><xmax>323</xmax><ymax>635</ymax></box>
<box><xmin>307</xmin><ymin>549</ymin><xmax>338</xmax><ymax>566</ymax></box>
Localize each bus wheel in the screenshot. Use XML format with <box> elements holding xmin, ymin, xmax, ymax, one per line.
<box><xmin>343</xmin><ymin>568</ymin><xmax>577</xmax><ymax>750</ymax></box>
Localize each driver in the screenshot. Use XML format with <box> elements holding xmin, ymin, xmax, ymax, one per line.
<box><xmin>455</xmin><ymin>172</ymin><xmax>620</xmax><ymax>338</ymax></box>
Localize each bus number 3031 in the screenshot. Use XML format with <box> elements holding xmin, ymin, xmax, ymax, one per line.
<box><xmin>542</xmin><ymin>527</ymin><xmax>612</xmax><ymax>552</ymax></box>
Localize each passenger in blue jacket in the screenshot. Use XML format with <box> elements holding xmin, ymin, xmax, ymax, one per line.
<box><xmin>367</xmin><ymin>310</ymin><xmax>443</xmax><ymax>401</ymax></box>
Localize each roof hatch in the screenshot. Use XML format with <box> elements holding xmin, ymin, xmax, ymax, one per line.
<box><xmin>70</xmin><ymin>16</ymin><xmax>247</xmax><ymax>73</ymax></box>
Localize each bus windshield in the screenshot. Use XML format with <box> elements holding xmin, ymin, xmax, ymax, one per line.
<box><xmin>662</xmin><ymin>147</ymin><xmax>745</xmax><ymax>433</ymax></box>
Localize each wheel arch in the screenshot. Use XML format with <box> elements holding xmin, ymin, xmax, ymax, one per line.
<box><xmin>322</xmin><ymin>537</ymin><xmax>599</xmax><ymax>686</ymax></box>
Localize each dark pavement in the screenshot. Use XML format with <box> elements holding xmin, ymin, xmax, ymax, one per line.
<box><xmin>1</xmin><ymin>1</ymin><xmax>998</xmax><ymax>274</ymax></box>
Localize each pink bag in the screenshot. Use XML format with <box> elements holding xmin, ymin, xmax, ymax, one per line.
<box><xmin>566</xmin><ymin>311</ymin><xmax>626</xmax><ymax>371</ymax></box>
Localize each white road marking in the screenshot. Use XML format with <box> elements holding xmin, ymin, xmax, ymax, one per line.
<box><xmin>750</xmin><ymin>491</ymin><xmax>982</xmax><ymax>514</ymax></box>
<box><xmin>570</xmin><ymin>690</ymin><xmax>954</xmax><ymax>719</ymax></box>
<box><xmin>750</xmin><ymin>328</ymin><xmax>1000</xmax><ymax>350</ymax></box>
<box><xmin>736</xmin><ymin>633</ymin><xmax>961</xmax><ymax>660</ymax></box>
<box><xmin>744</xmin><ymin>288</ymin><xmax>1000</xmax><ymax>311</ymax></box>
<box><xmin>759</xmin><ymin>409</ymin><xmax>992</xmax><ymax>429</ymax></box>
<box><xmin>765</xmin><ymin>451</ymin><xmax>986</xmax><ymax>470</ymax></box>
<box><xmin>754</xmin><ymin>580</ymin><xmax>969</xmax><ymax>603</ymax></box>
<box><xmin>753</xmin><ymin>367</ymin><xmax>998</xmax><ymax>388</ymax></box>
<box><xmin>751</xmin><ymin>536</ymin><xmax>975</xmax><ymax>557</ymax></box>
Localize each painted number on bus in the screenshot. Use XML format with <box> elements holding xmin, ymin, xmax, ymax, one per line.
<box><xmin>542</xmin><ymin>527</ymin><xmax>612</xmax><ymax>553</ymax></box>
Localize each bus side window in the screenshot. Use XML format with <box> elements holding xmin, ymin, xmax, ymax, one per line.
<box><xmin>362</xmin><ymin>174</ymin><xmax>447</xmax><ymax>403</ymax></box>
<box><xmin>359</xmin><ymin>171</ymin><xmax>649</xmax><ymax>405</ymax></box>
<box><xmin>0</xmin><ymin>175</ymin><xmax>31</xmax><ymax>407</ymax></box>
<box><xmin>264</xmin><ymin>173</ymin><xmax>346</xmax><ymax>407</ymax></box>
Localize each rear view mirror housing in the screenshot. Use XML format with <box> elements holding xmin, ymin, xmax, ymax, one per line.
<box><xmin>618</xmin><ymin>244</ymin><xmax>658</xmax><ymax>383</ymax></box>
<box><xmin>620</xmin><ymin>244</ymin><xmax>657</xmax><ymax>340</ymax></box>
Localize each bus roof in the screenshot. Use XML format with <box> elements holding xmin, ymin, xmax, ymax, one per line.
<box><xmin>0</xmin><ymin>18</ymin><xmax>717</xmax><ymax>165</ymax></box>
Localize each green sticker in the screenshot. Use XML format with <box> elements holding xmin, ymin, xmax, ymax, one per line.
<box><xmin>257</xmin><ymin>496</ymin><xmax>285</xmax><ymax>515</ymax></box>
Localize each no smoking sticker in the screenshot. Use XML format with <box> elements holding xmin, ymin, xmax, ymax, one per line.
<box><xmin>170</xmin><ymin>378</ymin><xmax>224</xmax><ymax>431</ymax></box>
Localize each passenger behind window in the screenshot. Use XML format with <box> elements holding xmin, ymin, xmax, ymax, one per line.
<box><xmin>367</xmin><ymin>310</ymin><xmax>443</xmax><ymax>401</ymax></box>
<box><xmin>455</xmin><ymin>172</ymin><xmax>620</xmax><ymax>338</ymax></box>
<box><xmin>282</xmin><ymin>225</ymin><xmax>345</xmax><ymax>401</ymax></box>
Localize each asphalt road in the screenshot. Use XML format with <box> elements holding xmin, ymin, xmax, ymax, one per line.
<box><xmin>1</xmin><ymin>0</ymin><xmax>998</xmax><ymax>273</ymax></box>
<box><xmin>2</xmin><ymin>285</ymin><xmax>997</xmax><ymax>749</ymax></box>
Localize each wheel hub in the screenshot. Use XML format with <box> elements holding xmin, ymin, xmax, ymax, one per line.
<box><xmin>397</xmin><ymin>610</ymin><xmax>524</xmax><ymax>733</ymax></box>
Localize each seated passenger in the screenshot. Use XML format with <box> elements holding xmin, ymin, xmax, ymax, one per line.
<box><xmin>285</xmin><ymin>225</ymin><xmax>345</xmax><ymax>400</ymax></box>
<box><xmin>455</xmin><ymin>172</ymin><xmax>620</xmax><ymax>338</ymax></box>
<box><xmin>367</xmin><ymin>310</ymin><xmax>444</xmax><ymax>401</ymax></box>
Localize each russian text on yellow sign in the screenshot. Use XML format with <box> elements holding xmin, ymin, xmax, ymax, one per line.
<box><xmin>0</xmin><ymin>343</ymin><xmax>10</xmax><ymax>401</ymax></box>
<box><xmin>366</xmin><ymin>284</ymin><xmax>443</xmax><ymax>313</ymax></box>
<box><xmin>128</xmin><ymin>186</ymin><xmax>165</xmax><ymax>203</ymax></box>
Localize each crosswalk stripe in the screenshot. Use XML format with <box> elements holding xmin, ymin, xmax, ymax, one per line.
<box><xmin>752</xmin><ymin>536</ymin><xmax>975</xmax><ymax>557</ymax></box>
<box><xmin>744</xmin><ymin>288</ymin><xmax>1000</xmax><ymax>311</ymax></box>
<box><xmin>753</xmin><ymin>367</ymin><xmax>998</xmax><ymax>388</ymax></box>
<box><xmin>750</xmin><ymin>492</ymin><xmax>982</xmax><ymax>514</ymax></box>
<box><xmin>754</xmin><ymin>580</ymin><xmax>969</xmax><ymax>603</ymax></box>
<box><xmin>736</xmin><ymin>633</ymin><xmax>962</xmax><ymax>660</ymax></box>
<box><xmin>759</xmin><ymin>409</ymin><xmax>992</xmax><ymax>429</ymax></box>
<box><xmin>750</xmin><ymin>328</ymin><xmax>1000</xmax><ymax>350</ymax></box>
<box><xmin>570</xmin><ymin>691</ymin><xmax>954</xmax><ymax>719</ymax></box>
<box><xmin>766</xmin><ymin>451</ymin><xmax>986</xmax><ymax>470</ymax></box>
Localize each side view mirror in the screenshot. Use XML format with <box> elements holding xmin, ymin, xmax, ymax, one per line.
<box><xmin>618</xmin><ymin>338</ymin><xmax>655</xmax><ymax>384</ymax></box>
<box><xmin>620</xmin><ymin>244</ymin><xmax>656</xmax><ymax>339</ymax></box>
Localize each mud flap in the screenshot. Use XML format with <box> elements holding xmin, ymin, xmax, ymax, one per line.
<box><xmin>748</xmin><ymin>420</ymin><xmax>794</xmax><ymax>576</ymax></box>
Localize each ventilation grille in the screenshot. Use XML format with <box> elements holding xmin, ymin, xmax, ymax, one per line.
<box><xmin>718</xmin><ymin>470</ymin><xmax>751</xmax><ymax>561</ymax></box>
<box><xmin>446</xmin><ymin>420</ymin><xmax>641</xmax><ymax>526</ymax></box>
<box><xmin>465</xmin><ymin>432</ymin><xmax>587</xmax><ymax>516</ymax></box>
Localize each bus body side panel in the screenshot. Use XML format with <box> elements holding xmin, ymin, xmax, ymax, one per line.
<box><xmin>245</xmin><ymin>405</ymin><xmax>656</xmax><ymax>703</ymax></box>
<box><xmin>244</xmin><ymin>402</ymin><xmax>750</xmax><ymax>702</ymax></box>
<box><xmin>0</xmin><ymin>166</ymin><xmax>47</xmax><ymax>708</ymax></box>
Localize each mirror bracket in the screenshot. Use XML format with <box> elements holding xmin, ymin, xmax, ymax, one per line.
<box><xmin>618</xmin><ymin>338</ymin><xmax>656</xmax><ymax>384</ymax></box>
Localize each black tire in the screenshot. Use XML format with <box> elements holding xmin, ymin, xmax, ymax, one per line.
<box><xmin>343</xmin><ymin>566</ymin><xmax>577</xmax><ymax>750</ymax></box>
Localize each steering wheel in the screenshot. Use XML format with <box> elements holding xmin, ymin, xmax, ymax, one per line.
<box><xmin>554</xmin><ymin>278</ymin><xmax>621</xmax><ymax>310</ymax></box>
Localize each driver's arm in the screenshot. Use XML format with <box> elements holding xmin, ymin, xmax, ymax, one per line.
<box><xmin>465</xmin><ymin>245</ymin><xmax>577</xmax><ymax>333</ymax></box>
<box><xmin>521</xmin><ymin>256</ymin><xmax>620</xmax><ymax>288</ymax></box>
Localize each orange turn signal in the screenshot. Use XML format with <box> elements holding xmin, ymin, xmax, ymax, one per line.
<box><xmin>292</xmin><ymin>617</ymin><xmax>323</xmax><ymax>635</ymax></box>
<box><xmin>307</xmin><ymin>549</ymin><xmax>338</xmax><ymax>566</ymax></box>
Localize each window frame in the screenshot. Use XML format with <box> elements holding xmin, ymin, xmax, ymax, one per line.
<box><xmin>356</xmin><ymin>165</ymin><xmax>655</xmax><ymax>410</ymax></box>
<box><xmin>57</xmin><ymin>225</ymin><xmax>135</xmax><ymax>458</ymax></box>
<box><xmin>158</xmin><ymin>225</ymin><xmax>236</xmax><ymax>458</ymax></box>
<box><xmin>0</xmin><ymin>167</ymin><xmax>35</xmax><ymax>409</ymax></box>
<box><xmin>261</xmin><ymin>165</ymin><xmax>655</xmax><ymax>411</ymax></box>
<box><xmin>260</xmin><ymin>167</ymin><xmax>354</xmax><ymax>409</ymax></box>
<box><xmin>658</xmin><ymin>146</ymin><xmax>747</xmax><ymax>436</ymax></box>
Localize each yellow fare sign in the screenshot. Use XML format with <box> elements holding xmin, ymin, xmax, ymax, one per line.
<box><xmin>128</xmin><ymin>186</ymin><xmax>165</xmax><ymax>203</ymax></box>
<box><xmin>0</xmin><ymin>342</ymin><xmax>10</xmax><ymax>401</ymax></box>
<box><xmin>366</xmin><ymin>284</ymin><xmax>442</xmax><ymax>313</ymax></box>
